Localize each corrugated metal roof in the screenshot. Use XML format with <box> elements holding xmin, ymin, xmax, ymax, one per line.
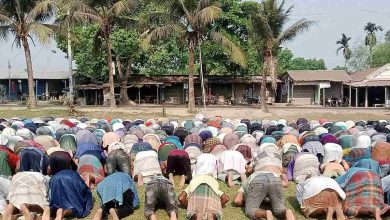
<box><xmin>284</xmin><ymin>70</ymin><xmax>351</xmax><ymax>82</ymax></box>
<box><xmin>350</xmin><ymin>80</ymin><xmax>390</xmax><ymax>87</ymax></box>
<box><xmin>0</xmin><ymin>69</ymin><xmax>69</xmax><ymax>80</ymax></box>
<box><xmin>349</xmin><ymin>67</ymin><xmax>382</xmax><ymax>82</ymax></box>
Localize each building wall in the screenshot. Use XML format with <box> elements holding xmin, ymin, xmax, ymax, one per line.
<box><xmin>324</xmin><ymin>82</ymin><xmax>343</xmax><ymax>98</ymax></box>
<box><xmin>164</xmin><ymin>84</ymin><xmax>184</xmax><ymax>104</ymax></box>
<box><xmin>0</xmin><ymin>79</ymin><xmax>66</xmax><ymax>100</ymax></box>
<box><xmin>292</xmin><ymin>85</ymin><xmax>315</xmax><ymax>105</ymax></box>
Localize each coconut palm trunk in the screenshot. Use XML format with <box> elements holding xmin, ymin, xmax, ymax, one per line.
<box><xmin>261</xmin><ymin>59</ymin><xmax>269</xmax><ymax>113</ymax></box>
<box><xmin>21</xmin><ymin>35</ymin><xmax>38</xmax><ymax>109</ymax></box>
<box><xmin>116</xmin><ymin>57</ymin><xmax>131</xmax><ymax>105</ymax></box>
<box><xmin>188</xmin><ymin>46</ymin><xmax>196</xmax><ymax>112</ymax></box>
<box><xmin>106</xmin><ymin>36</ymin><xmax>117</xmax><ymax>108</ymax></box>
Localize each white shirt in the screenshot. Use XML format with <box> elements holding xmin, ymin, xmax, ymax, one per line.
<box><xmin>296</xmin><ymin>176</ymin><xmax>346</xmax><ymax>205</ymax></box>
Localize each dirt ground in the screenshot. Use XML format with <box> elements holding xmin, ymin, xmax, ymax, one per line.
<box><xmin>0</xmin><ymin>105</ymin><xmax>389</xmax><ymax>121</ymax></box>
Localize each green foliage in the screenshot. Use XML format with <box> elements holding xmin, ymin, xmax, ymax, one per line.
<box><xmin>202</xmin><ymin>0</ymin><xmax>261</xmax><ymax>75</ymax></box>
<box><xmin>372</xmin><ymin>43</ymin><xmax>390</xmax><ymax>68</ymax></box>
<box><xmin>140</xmin><ymin>37</ymin><xmax>188</xmax><ymax>76</ymax></box>
<box><xmin>277</xmin><ymin>48</ymin><xmax>326</xmax><ymax>73</ymax></box>
<box><xmin>333</xmin><ymin>66</ymin><xmax>346</xmax><ymax>70</ymax></box>
<box><xmin>364</xmin><ymin>22</ymin><xmax>383</xmax><ymax>48</ymax></box>
<box><xmin>112</xmin><ymin>29</ymin><xmax>141</xmax><ymax>59</ymax></box>
<box><xmin>347</xmin><ymin>43</ymin><xmax>370</xmax><ymax>72</ymax></box>
<box><xmin>336</xmin><ymin>33</ymin><xmax>352</xmax><ymax>61</ymax></box>
<box><xmin>385</xmin><ymin>30</ymin><xmax>390</xmax><ymax>44</ymax></box>
<box><xmin>288</xmin><ymin>57</ymin><xmax>326</xmax><ymax>70</ymax></box>
<box><xmin>56</xmin><ymin>26</ymin><xmax>108</xmax><ymax>82</ymax></box>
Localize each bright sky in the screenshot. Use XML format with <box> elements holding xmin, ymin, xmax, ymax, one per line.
<box><xmin>0</xmin><ymin>0</ymin><xmax>389</xmax><ymax>72</ymax></box>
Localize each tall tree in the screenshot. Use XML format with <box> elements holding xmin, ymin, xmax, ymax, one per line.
<box><xmin>247</xmin><ymin>0</ymin><xmax>314</xmax><ymax>112</ymax></box>
<box><xmin>364</xmin><ymin>22</ymin><xmax>383</xmax><ymax>67</ymax></box>
<box><xmin>0</xmin><ymin>0</ymin><xmax>57</xmax><ymax>109</ymax></box>
<box><xmin>336</xmin><ymin>33</ymin><xmax>352</xmax><ymax>72</ymax></box>
<box><xmin>385</xmin><ymin>30</ymin><xmax>390</xmax><ymax>44</ymax></box>
<box><xmin>112</xmin><ymin>29</ymin><xmax>141</xmax><ymax>105</ymax></box>
<box><xmin>143</xmin><ymin>0</ymin><xmax>246</xmax><ymax>113</ymax></box>
<box><xmin>62</xmin><ymin>0</ymin><xmax>140</xmax><ymax>108</ymax></box>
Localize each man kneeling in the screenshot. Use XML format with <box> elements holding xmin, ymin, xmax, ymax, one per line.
<box><xmin>233</xmin><ymin>147</ymin><xmax>295</xmax><ymax>220</ymax></box>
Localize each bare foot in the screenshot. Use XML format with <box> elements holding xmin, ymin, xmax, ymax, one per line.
<box><xmin>138</xmin><ymin>173</ymin><xmax>144</xmax><ymax>187</ymax></box>
<box><xmin>55</xmin><ymin>208</ymin><xmax>63</xmax><ymax>220</ymax></box>
<box><xmin>150</xmin><ymin>214</ymin><xmax>157</xmax><ymax>220</ymax></box>
<box><xmin>92</xmin><ymin>208</ymin><xmax>103</xmax><ymax>220</ymax></box>
<box><xmin>41</xmin><ymin>206</ymin><xmax>50</xmax><ymax>220</ymax></box>
<box><xmin>3</xmin><ymin>204</ymin><xmax>15</xmax><ymax>220</ymax></box>
<box><xmin>227</xmin><ymin>174</ymin><xmax>234</xmax><ymax>188</ymax></box>
<box><xmin>335</xmin><ymin>206</ymin><xmax>345</xmax><ymax>220</ymax></box>
<box><xmin>179</xmin><ymin>175</ymin><xmax>186</xmax><ymax>188</ymax></box>
<box><xmin>20</xmin><ymin>204</ymin><xmax>33</xmax><ymax>220</ymax></box>
<box><xmin>109</xmin><ymin>208</ymin><xmax>119</xmax><ymax>220</ymax></box>
<box><xmin>266</xmin><ymin>210</ymin><xmax>274</xmax><ymax>220</ymax></box>
<box><xmin>169</xmin><ymin>173</ymin><xmax>175</xmax><ymax>188</ymax></box>
<box><xmin>374</xmin><ymin>207</ymin><xmax>382</xmax><ymax>220</ymax></box>
<box><xmin>170</xmin><ymin>211</ymin><xmax>177</xmax><ymax>220</ymax></box>
<box><xmin>326</xmin><ymin>207</ymin><xmax>334</xmax><ymax>220</ymax></box>
<box><xmin>285</xmin><ymin>209</ymin><xmax>295</xmax><ymax>220</ymax></box>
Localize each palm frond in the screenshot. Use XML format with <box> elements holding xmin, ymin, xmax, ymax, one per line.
<box><xmin>210</xmin><ymin>31</ymin><xmax>246</xmax><ymax>67</ymax></box>
<box><xmin>179</xmin><ymin>0</ymin><xmax>192</xmax><ymax>21</ymax></box>
<box><xmin>108</xmin><ymin>0</ymin><xmax>140</xmax><ymax>17</ymax></box>
<box><xmin>72</xmin><ymin>11</ymin><xmax>104</xmax><ymax>26</ymax></box>
<box><xmin>197</xmin><ymin>0</ymin><xmax>211</xmax><ymax>11</ymax></box>
<box><xmin>0</xmin><ymin>12</ymin><xmax>13</xmax><ymax>25</ymax></box>
<box><xmin>336</xmin><ymin>46</ymin><xmax>344</xmax><ymax>54</ymax></box>
<box><xmin>0</xmin><ymin>25</ymin><xmax>11</xmax><ymax>40</ymax></box>
<box><xmin>194</xmin><ymin>5</ymin><xmax>221</xmax><ymax>28</ymax></box>
<box><xmin>276</xmin><ymin>18</ymin><xmax>315</xmax><ymax>44</ymax></box>
<box><xmin>26</xmin><ymin>0</ymin><xmax>56</xmax><ymax>23</ymax></box>
<box><xmin>28</xmin><ymin>22</ymin><xmax>55</xmax><ymax>44</ymax></box>
<box><xmin>251</xmin><ymin>13</ymin><xmax>274</xmax><ymax>40</ymax></box>
<box><xmin>142</xmin><ymin>24</ymin><xmax>183</xmax><ymax>49</ymax></box>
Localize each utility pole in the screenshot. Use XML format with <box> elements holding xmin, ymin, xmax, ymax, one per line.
<box><xmin>67</xmin><ymin>11</ymin><xmax>74</xmax><ymax>103</ymax></box>
<box><xmin>8</xmin><ymin>61</ymin><xmax>11</xmax><ymax>100</ymax></box>
<box><xmin>199</xmin><ymin>43</ymin><xmax>207</xmax><ymax>114</ymax></box>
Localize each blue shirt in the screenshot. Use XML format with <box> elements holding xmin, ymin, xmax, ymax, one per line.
<box><xmin>97</xmin><ymin>172</ymin><xmax>139</xmax><ymax>207</ymax></box>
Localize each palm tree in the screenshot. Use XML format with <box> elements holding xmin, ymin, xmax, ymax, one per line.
<box><xmin>248</xmin><ymin>0</ymin><xmax>314</xmax><ymax>112</ymax></box>
<box><xmin>336</xmin><ymin>33</ymin><xmax>352</xmax><ymax>71</ymax></box>
<box><xmin>0</xmin><ymin>0</ymin><xmax>57</xmax><ymax>109</ymax></box>
<box><xmin>364</xmin><ymin>22</ymin><xmax>383</xmax><ymax>67</ymax></box>
<box><xmin>62</xmin><ymin>0</ymin><xmax>140</xmax><ymax>108</ymax></box>
<box><xmin>143</xmin><ymin>0</ymin><xmax>246</xmax><ymax>113</ymax></box>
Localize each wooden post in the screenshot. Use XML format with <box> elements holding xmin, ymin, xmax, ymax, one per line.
<box><xmin>156</xmin><ymin>86</ymin><xmax>159</xmax><ymax>104</ymax></box>
<box><xmin>45</xmin><ymin>80</ymin><xmax>49</xmax><ymax>101</ymax></box>
<box><xmin>95</xmin><ymin>90</ymin><xmax>97</xmax><ymax>106</ymax></box>
<box><xmin>138</xmin><ymin>87</ymin><xmax>141</xmax><ymax>105</ymax></box>
<box><xmin>365</xmin><ymin>87</ymin><xmax>368</xmax><ymax>107</ymax></box>
<box><xmin>162</xmin><ymin>100</ymin><xmax>166</xmax><ymax>116</ymax></box>
<box><xmin>291</xmin><ymin>83</ymin><xmax>294</xmax><ymax>102</ymax></box>
<box><xmin>287</xmin><ymin>80</ymin><xmax>290</xmax><ymax>103</ymax></box>
<box><xmin>231</xmin><ymin>83</ymin><xmax>235</xmax><ymax>105</ymax></box>
<box><xmin>385</xmin><ymin>86</ymin><xmax>388</xmax><ymax>106</ymax></box>
<box><xmin>318</xmin><ymin>85</ymin><xmax>321</xmax><ymax>105</ymax></box>
<box><xmin>35</xmin><ymin>80</ymin><xmax>38</xmax><ymax>100</ymax></box>
<box><xmin>355</xmin><ymin>88</ymin><xmax>358</xmax><ymax>107</ymax></box>
<box><xmin>322</xmin><ymin>88</ymin><xmax>326</xmax><ymax>106</ymax></box>
<box><xmin>349</xmin><ymin>83</ymin><xmax>352</xmax><ymax>107</ymax></box>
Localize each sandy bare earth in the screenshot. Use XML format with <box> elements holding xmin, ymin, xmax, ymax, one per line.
<box><xmin>0</xmin><ymin>105</ymin><xmax>389</xmax><ymax>121</ymax></box>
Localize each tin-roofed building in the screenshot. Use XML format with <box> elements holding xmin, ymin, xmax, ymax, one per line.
<box><xmin>0</xmin><ymin>69</ymin><xmax>69</xmax><ymax>101</ymax></box>
<box><xmin>279</xmin><ymin>70</ymin><xmax>351</xmax><ymax>105</ymax></box>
